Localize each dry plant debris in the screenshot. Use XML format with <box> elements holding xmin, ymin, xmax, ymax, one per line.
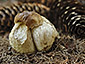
<box><xmin>0</xmin><ymin>33</ymin><xmax>85</xmax><ymax>64</ymax></box>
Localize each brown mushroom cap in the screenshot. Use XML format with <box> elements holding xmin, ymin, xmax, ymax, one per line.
<box><xmin>14</xmin><ymin>11</ymin><xmax>43</xmax><ymax>29</ymax></box>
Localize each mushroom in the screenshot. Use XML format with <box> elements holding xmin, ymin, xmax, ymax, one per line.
<box><xmin>9</xmin><ymin>11</ymin><xmax>60</xmax><ymax>53</ymax></box>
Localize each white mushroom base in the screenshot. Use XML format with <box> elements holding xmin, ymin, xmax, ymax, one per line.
<box><xmin>9</xmin><ymin>16</ymin><xmax>60</xmax><ymax>53</ymax></box>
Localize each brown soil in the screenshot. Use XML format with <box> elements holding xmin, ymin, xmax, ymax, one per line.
<box><xmin>0</xmin><ymin>32</ymin><xmax>85</xmax><ymax>64</ymax></box>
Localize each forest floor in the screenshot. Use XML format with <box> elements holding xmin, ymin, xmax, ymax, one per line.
<box><xmin>0</xmin><ymin>32</ymin><xmax>85</xmax><ymax>64</ymax></box>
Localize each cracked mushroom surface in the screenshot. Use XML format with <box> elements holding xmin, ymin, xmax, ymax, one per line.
<box><xmin>9</xmin><ymin>11</ymin><xmax>60</xmax><ymax>53</ymax></box>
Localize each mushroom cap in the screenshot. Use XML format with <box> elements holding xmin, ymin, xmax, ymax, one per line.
<box><xmin>9</xmin><ymin>11</ymin><xmax>60</xmax><ymax>53</ymax></box>
<box><xmin>14</xmin><ymin>11</ymin><xmax>43</xmax><ymax>29</ymax></box>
